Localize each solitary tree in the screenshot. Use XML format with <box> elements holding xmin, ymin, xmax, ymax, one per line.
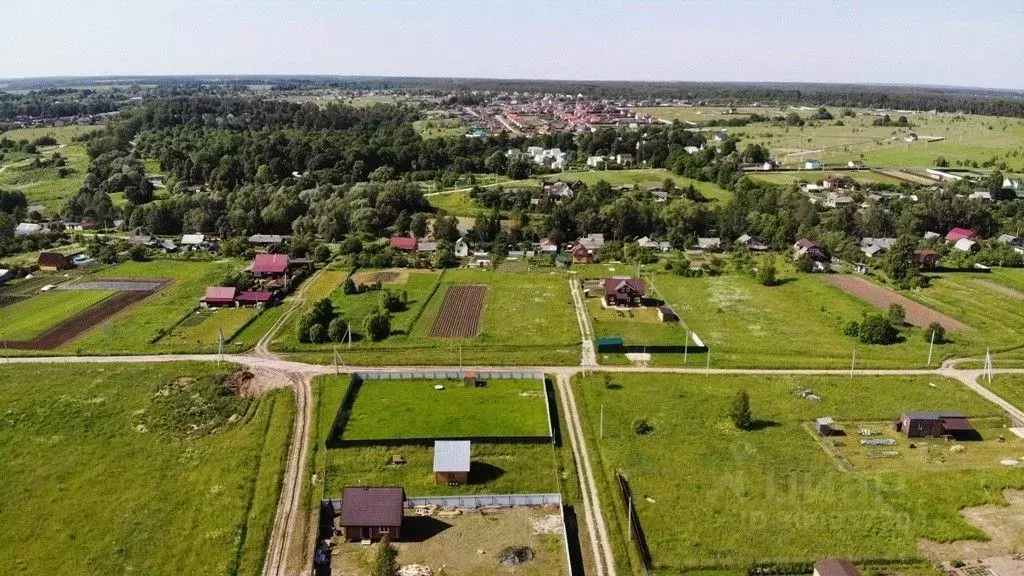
<box><xmin>887</xmin><ymin>303</ymin><xmax>906</xmax><ymax>326</ymax></box>
<box><xmin>926</xmin><ymin>321</ymin><xmax>946</xmax><ymax>344</ymax></box>
<box><xmin>365</xmin><ymin>311</ymin><xmax>392</xmax><ymax>342</ymax></box>
<box><xmin>729</xmin><ymin>390</ymin><xmax>753</xmax><ymax>430</ymax></box>
<box><xmin>371</xmin><ymin>534</ymin><xmax>398</xmax><ymax>576</ymax></box>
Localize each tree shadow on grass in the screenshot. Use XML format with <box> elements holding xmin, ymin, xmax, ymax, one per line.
<box><xmin>470</xmin><ymin>461</ymin><xmax>506</xmax><ymax>485</ymax></box>
<box><xmin>747</xmin><ymin>419</ymin><xmax>781</xmax><ymax>431</ymax></box>
<box><xmin>401</xmin><ymin>516</ymin><xmax>453</xmax><ymax>542</ymax></box>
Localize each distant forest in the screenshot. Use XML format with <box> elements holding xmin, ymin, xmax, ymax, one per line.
<box><xmin>2</xmin><ymin>76</ymin><xmax>1024</xmax><ymax>118</ymax></box>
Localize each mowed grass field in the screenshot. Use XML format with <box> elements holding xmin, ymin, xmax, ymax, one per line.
<box><xmin>0</xmin><ymin>362</ymin><xmax>293</xmax><ymax>576</ymax></box>
<box><xmin>0</xmin><ymin>289</ymin><xmax>114</xmax><ymax>340</ymax></box>
<box><xmin>748</xmin><ymin>169</ymin><xmax>905</xmax><ymax>186</ymax></box>
<box><xmin>341</xmin><ymin>377</ymin><xmax>550</xmax><ymax>440</ymax></box>
<box><xmin>277</xmin><ymin>268</ymin><xmax>581</xmax><ymax>366</ymax></box>
<box><xmin>312</xmin><ymin>375</ymin><xmax>563</xmax><ymax>500</ymax></box>
<box><xmin>627</xmin><ymin>270</ymin><xmax>1024</xmax><ymax>369</ymax></box>
<box><xmin>574</xmin><ymin>372</ymin><xmax>1022</xmax><ymax>575</ymax></box>
<box><xmin>55</xmin><ymin>259</ymin><xmax>242</xmax><ymax>355</ymax></box>
<box><xmin>0</xmin><ymin>124</ymin><xmax>101</xmax><ymax>211</ymax></box>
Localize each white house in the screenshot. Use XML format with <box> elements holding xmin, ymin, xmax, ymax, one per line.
<box><xmin>181</xmin><ymin>233</ymin><xmax>206</xmax><ymax>249</ymax></box>
<box><xmin>697</xmin><ymin>237</ymin><xmax>722</xmax><ymax>251</ymax></box>
<box><xmin>538</xmin><ymin>238</ymin><xmax>559</xmax><ymax>253</ymax></box>
<box><xmin>637</xmin><ymin>236</ymin><xmax>671</xmax><ymax>252</ymax></box>
<box><xmin>968</xmin><ymin>190</ymin><xmax>994</xmax><ymax>202</ymax></box>
<box><xmin>454</xmin><ymin>238</ymin><xmax>470</xmax><ymax>258</ymax></box>
<box><xmin>953</xmin><ymin>238</ymin><xmax>978</xmax><ymax>252</ymax></box>
<box><xmin>15</xmin><ymin>222</ymin><xmax>43</xmax><ymax>236</ymax></box>
<box><xmin>805</xmin><ymin>159</ymin><xmax>823</xmax><ymax>170</ymax></box>
<box><xmin>615</xmin><ymin>153</ymin><xmax>634</xmax><ymax>165</ymax></box>
<box><xmin>586</xmin><ymin>155</ymin><xmax>607</xmax><ymax>168</ymax></box>
<box><xmin>683</xmin><ymin>146</ymin><xmax>701</xmax><ymax>154</ymax></box>
<box><xmin>1003</xmin><ymin>177</ymin><xmax>1022</xmax><ymax>190</ymax></box>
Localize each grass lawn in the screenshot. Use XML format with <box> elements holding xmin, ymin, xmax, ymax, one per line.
<box><xmin>312</xmin><ymin>375</ymin><xmax>561</xmax><ymax>499</ymax></box>
<box><xmin>587</xmin><ymin>297</ymin><xmax>686</xmax><ymax>347</ymax></box>
<box><xmin>0</xmin><ymin>124</ymin><xmax>101</xmax><ymax>144</ymax></box>
<box><xmin>0</xmin><ymin>362</ymin><xmax>293</xmax><ymax>576</ymax></box>
<box><xmin>413</xmin><ymin>116</ymin><xmax>465</xmax><ymax>139</ymax></box>
<box><xmin>276</xmin><ymin>268</ymin><xmax>580</xmax><ymax>366</ymax></box>
<box><xmin>339</xmin><ymin>376</ymin><xmax>550</xmax><ymax>440</ymax></box>
<box><xmin>55</xmin><ymin>259</ymin><xmax>242</xmax><ymax>354</ymax></box>
<box><xmin>982</xmin><ymin>375</ymin><xmax>1024</xmax><ymax>414</ymax></box>
<box><xmin>158</xmin><ymin>306</ymin><xmax>260</xmax><ymax>352</ymax></box>
<box><xmin>0</xmin><ymin>289</ymin><xmax>114</xmax><ymax>340</ymax></box>
<box><xmin>574</xmin><ymin>372</ymin><xmax>1021</xmax><ymax>575</ymax></box>
<box><xmin>748</xmin><ymin>170</ymin><xmax>904</xmax><ymax>186</ymax></box>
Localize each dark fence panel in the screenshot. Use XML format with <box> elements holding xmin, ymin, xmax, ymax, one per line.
<box><xmin>616</xmin><ymin>471</ymin><xmax>653</xmax><ymax>572</ymax></box>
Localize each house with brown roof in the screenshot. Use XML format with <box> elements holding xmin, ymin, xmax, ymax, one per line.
<box><xmin>813</xmin><ymin>557</ymin><xmax>862</xmax><ymax>576</ymax></box>
<box><xmin>604</xmin><ymin>278</ymin><xmax>646</xmax><ymax>307</ymax></box>
<box><xmin>201</xmin><ymin>286</ymin><xmax>237</xmax><ymax>307</ymax></box>
<box><xmin>38</xmin><ymin>252</ymin><xmax>74</xmax><ymax>271</ymax></box>
<box><xmin>250</xmin><ymin>254</ymin><xmax>289</xmax><ymax>278</ymax></box>
<box><xmin>895</xmin><ymin>411</ymin><xmax>976</xmax><ymax>439</ymax></box>
<box><xmin>571</xmin><ymin>243</ymin><xmax>595</xmax><ymax>264</ymax></box>
<box><xmin>339</xmin><ymin>486</ymin><xmax>405</xmax><ymax>542</ymax></box>
<box><xmin>914</xmin><ymin>249</ymin><xmax>939</xmax><ymax>270</ymax></box>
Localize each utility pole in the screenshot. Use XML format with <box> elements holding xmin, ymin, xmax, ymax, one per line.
<box><xmin>334</xmin><ymin>346</ymin><xmax>340</xmax><ymax>375</ymax></box>
<box><xmin>705</xmin><ymin>351</ymin><xmax>710</xmax><ymax>375</ymax></box>
<box><xmin>218</xmin><ymin>324</ymin><xmax>224</xmax><ymax>363</ymax></box>
<box><xmin>600</xmin><ymin>403</ymin><xmax>604</xmax><ymax>439</ymax></box>
<box><xmin>683</xmin><ymin>331</ymin><xmax>689</xmax><ymax>365</ymax></box>
<box><xmin>927</xmin><ymin>329</ymin><xmax>936</xmax><ymax>366</ymax></box>
<box><xmin>627</xmin><ymin>495</ymin><xmax>633</xmax><ymax>540</ymax></box>
<box><xmin>850</xmin><ymin>348</ymin><xmax>856</xmax><ymax>377</ymax></box>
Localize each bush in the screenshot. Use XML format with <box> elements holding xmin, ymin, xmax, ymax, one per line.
<box><xmin>755</xmin><ymin>259</ymin><xmax>777</xmax><ymax>286</ymax></box>
<box><xmin>859</xmin><ymin>314</ymin><xmax>898</xmax><ymax>345</ymax></box>
<box><xmin>843</xmin><ymin>320</ymin><xmax>861</xmax><ymax>338</ymax></box>
<box><xmin>328</xmin><ymin>317</ymin><xmax>349</xmax><ymax>342</ymax></box>
<box><xmin>371</xmin><ymin>535</ymin><xmax>398</xmax><ymax>576</ymax></box>
<box><xmin>887</xmin><ymin>303</ymin><xmax>906</xmax><ymax>325</ymax></box>
<box><xmin>297</xmin><ymin>314</ymin><xmax>315</xmax><ymax>343</ymax></box>
<box><xmin>632</xmin><ymin>417</ymin><xmax>654</xmax><ymax>435</ymax></box>
<box><xmin>308</xmin><ymin>323</ymin><xmax>327</xmax><ymax>344</ymax></box>
<box><xmin>342</xmin><ymin>277</ymin><xmax>358</xmax><ymax>295</ymax></box>
<box><xmin>925</xmin><ymin>321</ymin><xmax>946</xmax><ymax>344</ymax></box>
<box><xmin>729</xmin><ymin>390</ymin><xmax>752</xmax><ymax>430</ymax></box>
<box><xmin>365</xmin><ymin>311</ymin><xmax>391</xmax><ymax>341</ymax></box>
<box><xmin>128</xmin><ymin>245</ymin><xmax>149</xmax><ymax>262</ymax></box>
<box><xmin>380</xmin><ymin>290</ymin><xmax>404</xmax><ymax>313</ymax></box>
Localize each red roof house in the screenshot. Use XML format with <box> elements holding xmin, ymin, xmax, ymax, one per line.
<box><xmin>202</xmin><ymin>286</ymin><xmax>237</xmax><ymax>306</ymax></box>
<box><xmin>571</xmin><ymin>243</ymin><xmax>595</xmax><ymax>263</ymax></box>
<box><xmin>945</xmin><ymin>227</ymin><xmax>978</xmax><ymax>242</ymax></box>
<box><xmin>389</xmin><ymin>236</ymin><xmax>417</xmax><ymax>252</ymax></box>
<box><xmin>339</xmin><ymin>486</ymin><xmax>405</xmax><ymax>542</ymax></box>
<box><xmin>251</xmin><ymin>253</ymin><xmax>290</xmax><ymax>276</ymax></box>
<box><xmin>604</xmin><ymin>278</ymin><xmax>646</xmax><ymax>306</ymax></box>
<box><xmin>236</xmin><ymin>291</ymin><xmax>273</xmax><ymax>305</ymax></box>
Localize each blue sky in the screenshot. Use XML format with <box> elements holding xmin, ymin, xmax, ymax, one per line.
<box><xmin>2</xmin><ymin>0</ymin><xmax>1023</xmax><ymax>89</ymax></box>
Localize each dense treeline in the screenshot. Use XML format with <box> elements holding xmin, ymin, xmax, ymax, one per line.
<box><xmin>0</xmin><ymin>89</ymin><xmax>121</xmax><ymax>121</ymax></box>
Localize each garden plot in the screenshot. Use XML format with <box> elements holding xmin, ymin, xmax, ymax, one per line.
<box><xmin>823</xmin><ymin>275</ymin><xmax>968</xmax><ymax>331</ymax></box>
<box><xmin>429</xmin><ymin>285</ymin><xmax>487</xmax><ymax>338</ymax></box>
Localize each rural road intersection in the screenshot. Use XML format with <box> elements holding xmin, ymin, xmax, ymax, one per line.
<box><xmin>5</xmin><ymin>276</ymin><xmax>1023</xmax><ymax>576</ymax></box>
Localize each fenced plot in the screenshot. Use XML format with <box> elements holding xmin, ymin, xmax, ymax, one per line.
<box><xmin>823</xmin><ymin>275</ymin><xmax>969</xmax><ymax>332</ymax></box>
<box><xmin>58</xmin><ymin>279</ymin><xmax>165</xmax><ymax>292</ymax></box>
<box><xmin>351</xmin><ymin>270</ymin><xmax>403</xmax><ymax>286</ymax></box>
<box><xmin>429</xmin><ymin>284</ymin><xmax>487</xmax><ymax>338</ymax></box>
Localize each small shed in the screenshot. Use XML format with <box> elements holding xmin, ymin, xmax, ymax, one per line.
<box><xmin>853</xmin><ymin>263</ymin><xmax>869</xmax><ymax>274</ymax></box>
<box><xmin>815</xmin><ymin>417</ymin><xmax>836</xmax><ymax>436</ymax></box>
<box><xmin>813</xmin><ymin>557</ymin><xmax>862</xmax><ymax>576</ymax></box>
<box><xmin>433</xmin><ymin>440</ymin><xmax>471</xmax><ymax>485</ymax></box>
<box><xmin>38</xmin><ymin>252</ymin><xmax>74</xmax><ymax>271</ymax></box>
<box><xmin>657</xmin><ymin>306</ymin><xmax>679</xmax><ymax>322</ymax></box>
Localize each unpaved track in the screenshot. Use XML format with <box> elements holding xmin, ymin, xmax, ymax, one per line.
<box><xmin>569</xmin><ymin>278</ymin><xmax>597</xmax><ymax>367</ymax></box>
<box><xmin>557</xmin><ymin>372</ymin><xmax>617</xmax><ymax>576</ymax></box>
<box><xmin>823</xmin><ymin>275</ymin><xmax>969</xmax><ymax>332</ymax></box>
<box><xmin>262</xmin><ymin>372</ymin><xmax>312</xmax><ymax>576</ymax></box>
<box><xmin>975</xmin><ymin>278</ymin><xmax>1024</xmax><ymax>300</ymax></box>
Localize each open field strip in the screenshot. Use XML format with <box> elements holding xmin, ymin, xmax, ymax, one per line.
<box><xmin>0</xmin><ymin>288</ymin><xmax>114</xmax><ymax>340</ymax></box>
<box><xmin>0</xmin><ymin>362</ymin><xmax>293</xmax><ymax>576</ymax></box>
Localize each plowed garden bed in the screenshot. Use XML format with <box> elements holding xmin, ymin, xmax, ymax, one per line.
<box><xmin>0</xmin><ymin>279</ymin><xmax>170</xmax><ymax>349</ymax></box>
<box><xmin>429</xmin><ymin>284</ymin><xmax>487</xmax><ymax>338</ymax></box>
<box><xmin>823</xmin><ymin>275</ymin><xmax>969</xmax><ymax>332</ymax></box>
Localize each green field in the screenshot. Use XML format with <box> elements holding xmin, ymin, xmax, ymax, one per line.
<box><xmin>983</xmin><ymin>374</ymin><xmax>1024</xmax><ymax>413</ymax></box>
<box><xmin>340</xmin><ymin>377</ymin><xmax>550</xmax><ymax>440</ymax></box>
<box><xmin>0</xmin><ymin>289</ymin><xmax>113</xmax><ymax>340</ymax></box>
<box><xmin>275</xmin><ymin>268</ymin><xmax>581</xmax><ymax>366</ymax></box>
<box><xmin>587</xmin><ymin>296</ymin><xmax>686</xmax><ymax>348</ymax></box>
<box><xmin>574</xmin><ymin>372</ymin><xmax>1022</xmax><ymax>575</ymax></box>
<box><xmin>55</xmin><ymin>259</ymin><xmax>242</xmax><ymax>354</ymax></box>
<box><xmin>158</xmin><ymin>306</ymin><xmax>260</xmax><ymax>351</ymax></box>
<box><xmin>748</xmin><ymin>169</ymin><xmax>905</xmax><ymax>186</ymax></box>
<box><xmin>428</xmin><ymin>168</ymin><xmax>732</xmax><ymax>216</ymax></box>
<box><xmin>620</xmin><ymin>270</ymin><xmax>1024</xmax><ymax>369</ymax></box>
<box><xmin>0</xmin><ymin>362</ymin><xmax>293</xmax><ymax>576</ymax></box>
<box><xmin>311</xmin><ymin>375</ymin><xmax>562</xmax><ymax>500</ymax></box>
<box><xmin>0</xmin><ymin>124</ymin><xmax>101</xmax><ymax>211</ymax></box>
<box><xmin>413</xmin><ymin>116</ymin><xmax>465</xmax><ymax>139</ymax></box>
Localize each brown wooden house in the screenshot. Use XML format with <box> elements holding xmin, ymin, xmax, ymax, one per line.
<box><xmin>604</xmin><ymin>278</ymin><xmax>646</xmax><ymax>307</ymax></box>
<box><xmin>38</xmin><ymin>252</ymin><xmax>74</xmax><ymax>271</ymax></box>
<box><xmin>895</xmin><ymin>411</ymin><xmax>975</xmax><ymax>439</ymax></box>
<box><xmin>339</xmin><ymin>486</ymin><xmax>405</xmax><ymax>542</ymax></box>
<box><xmin>571</xmin><ymin>243</ymin><xmax>595</xmax><ymax>263</ymax></box>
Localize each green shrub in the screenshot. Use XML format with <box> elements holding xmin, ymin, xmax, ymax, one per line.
<box><xmin>859</xmin><ymin>314</ymin><xmax>898</xmax><ymax>344</ymax></box>
<box><xmin>926</xmin><ymin>321</ymin><xmax>946</xmax><ymax>344</ymax></box>
<box><xmin>729</xmin><ymin>390</ymin><xmax>752</xmax><ymax>430</ymax></box>
<box><xmin>888</xmin><ymin>303</ymin><xmax>906</xmax><ymax>325</ymax></box>
<box><xmin>328</xmin><ymin>317</ymin><xmax>349</xmax><ymax>343</ymax></box>
<box><xmin>365</xmin><ymin>311</ymin><xmax>392</xmax><ymax>341</ymax></box>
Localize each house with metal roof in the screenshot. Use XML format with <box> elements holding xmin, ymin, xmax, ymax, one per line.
<box><xmin>895</xmin><ymin>411</ymin><xmax>976</xmax><ymax>439</ymax></box>
<box><xmin>339</xmin><ymin>486</ymin><xmax>405</xmax><ymax>542</ymax></box>
<box><xmin>433</xmin><ymin>440</ymin><xmax>471</xmax><ymax>485</ymax></box>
